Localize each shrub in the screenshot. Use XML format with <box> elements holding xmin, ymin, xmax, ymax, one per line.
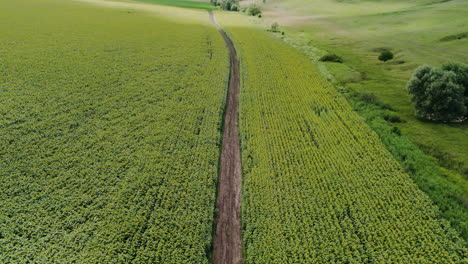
<box><xmin>379</xmin><ymin>50</ymin><xmax>394</xmax><ymax>62</ymax></box>
<box><xmin>248</xmin><ymin>4</ymin><xmax>262</xmax><ymax>16</ymax></box>
<box><xmin>267</xmin><ymin>22</ymin><xmax>280</xmax><ymax>32</ymax></box>
<box><xmin>407</xmin><ymin>65</ymin><xmax>466</xmax><ymax>121</ymax></box>
<box><xmin>384</xmin><ymin>112</ymin><xmax>404</xmax><ymax>123</ymax></box>
<box><xmin>270</xmin><ymin>22</ymin><xmax>279</xmax><ymax>32</ymax></box>
<box><xmin>319</xmin><ymin>54</ymin><xmax>343</xmax><ymax>63</ymax></box>
<box><xmin>230</xmin><ymin>4</ymin><xmax>239</xmax><ymax>11</ymax></box>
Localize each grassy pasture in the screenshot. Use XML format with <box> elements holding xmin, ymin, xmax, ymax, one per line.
<box><xmin>217</xmin><ymin>11</ymin><xmax>466</xmax><ymax>263</ymax></box>
<box><xmin>0</xmin><ymin>0</ymin><xmax>227</xmax><ymax>262</ymax></box>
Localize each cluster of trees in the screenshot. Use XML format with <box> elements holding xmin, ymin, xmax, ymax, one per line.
<box><xmin>210</xmin><ymin>0</ymin><xmax>240</xmax><ymax>11</ymax></box>
<box><xmin>407</xmin><ymin>62</ymin><xmax>468</xmax><ymax>122</ymax></box>
<box><xmin>210</xmin><ymin>0</ymin><xmax>262</xmax><ymax>16</ymax></box>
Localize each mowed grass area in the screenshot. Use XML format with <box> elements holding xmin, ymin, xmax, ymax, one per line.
<box><xmin>217</xmin><ymin>11</ymin><xmax>466</xmax><ymax>263</ymax></box>
<box><xmin>133</xmin><ymin>0</ymin><xmax>215</xmax><ymax>10</ymax></box>
<box><xmin>0</xmin><ymin>0</ymin><xmax>227</xmax><ymax>262</ymax></box>
<box><xmin>263</xmin><ymin>0</ymin><xmax>468</xmax><ymax>175</ymax></box>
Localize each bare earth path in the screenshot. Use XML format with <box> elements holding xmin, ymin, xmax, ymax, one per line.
<box><xmin>209</xmin><ymin>11</ymin><xmax>243</xmax><ymax>264</ymax></box>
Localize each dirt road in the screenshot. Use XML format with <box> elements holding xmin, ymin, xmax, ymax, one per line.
<box><xmin>209</xmin><ymin>11</ymin><xmax>243</xmax><ymax>264</ymax></box>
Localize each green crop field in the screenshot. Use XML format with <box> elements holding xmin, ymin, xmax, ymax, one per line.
<box><xmin>1</xmin><ymin>0</ymin><xmax>467</xmax><ymax>262</ymax></box>
<box><xmin>217</xmin><ymin>11</ymin><xmax>466</xmax><ymax>262</ymax></box>
<box><xmin>257</xmin><ymin>0</ymin><xmax>468</xmax><ymax>243</ymax></box>
<box><xmin>261</xmin><ymin>0</ymin><xmax>468</xmax><ymax>175</ymax></box>
<box><xmin>0</xmin><ymin>0</ymin><xmax>227</xmax><ymax>263</ymax></box>
<box><xmin>134</xmin><ymin>0</ymin><xmax>216</xmax><ymax>10</ymax></box>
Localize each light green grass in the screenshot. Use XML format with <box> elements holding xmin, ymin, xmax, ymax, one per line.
<box><xmin>0</xmin><ymin>0</ymin><xmax>227</xmax><ymax>262</ymax></box>
<box><xmin>133</xmin><ymin>0</ymin><xmax>216</xmax><ymax>10</ymax></box>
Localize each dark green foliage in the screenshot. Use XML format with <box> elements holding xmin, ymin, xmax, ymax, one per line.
<box><xmin>211</xmin><ymin>0</ymin><xmax>239</xmax><ymax>11</ymax></box>
<box><xmin>230</xmin><ymin>4</ymin><xmax>239</xmax><ymax>11</ymax></box>
<box><xmin>378</xmin><ymin>50</ymin><xmax>394</xmax><ymax>62</ymax></box>
<box><xmin>407</xmin><ymin>65</ymin><xmax>466</xmax><ymax>121</ymax></box>
<box><xmin>391</xmin><ymin>126</ymin><xmax>401</xmax><ymax>135</ymax></box>
<box><xmin>442</xmin><ymin>62</ymin><xmax>468</xmax><ymax>111</ymax></box>
<box><xmin>319</xmin><ymin>53</ymin><xmax>343</xmax><ymax>63</ymax></box>
<box><xmin>440</xmin><ymin>32</ymin><xmax>468</xmax><ymax>42</ymax></box>
<box><xmin>247</xmin><ymin>4</ymin><xmax>262</xmax><ymax>16</ymax></box>
<box><xmin>383</xmin><ymin>112</ymin><xmax>404</xmax><ymax>123</ymax></box>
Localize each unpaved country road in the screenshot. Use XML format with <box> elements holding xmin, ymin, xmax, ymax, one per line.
<box><xmin>209</xmin><ymin>11</ymin><xmax>243</xmax><ymax>264</ymax></box>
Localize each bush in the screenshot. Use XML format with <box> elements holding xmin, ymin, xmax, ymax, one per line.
<box><xmin>319</xmin><ymin>54</ymin><xmax>343</xmax><ymax>63</ymax></box>
<box><xmin>270</xmin><ymin>22</ymin><xmax>279</xmax><ymax>32</ymax></box>
<box><xmin>248</xmin><ymin>4</ymin><xmax>262</xmax><ymax>16</ymax></box>
<box><xmin>407</xmin><ymin>65</ymin><xmax>466</xmax><ymax>121</ymax></box>
<box><xmin>230</xmin><ymin>4</ymin><xmax>239</xmax><ymax>11</ymax></box>
<box><xmin>378</xmin><ymin>50</ymin><xmax>394</xmax><ymax>62</ymax></box>
<box><xmin>383</xmin><ymin>112</ymin><xmax>404</xmax><ymax>123</ymax></box>
<box><xmin>267</xmin><ymin>22</ymin><xmax>280</xmax><ymax>32</ymax></box>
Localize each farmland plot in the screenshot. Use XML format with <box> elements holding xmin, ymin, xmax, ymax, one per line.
<box><xmin>0</xmin><ymin>0</ymin><xmax>228</xmax><ymax>263</ymax></box>
<box><xmin>217</xmin><ymin>12</ymin><xmax>467</xmax><ymax>263</ymax></box>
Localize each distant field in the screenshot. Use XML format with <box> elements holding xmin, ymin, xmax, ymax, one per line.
<box><xmin>218</xmin><ymin>11</ymin><xmax>466</xmax><ymax>263</ymax></box>
<box><xmin>0</xmin><ymin>0</ymin><xmax>227</xmax><ymax>262</ymax></box>
<box><xmin>134</xmin><ymin>0</ymin><xmax>215</xmax><ymax>10</ymax></box>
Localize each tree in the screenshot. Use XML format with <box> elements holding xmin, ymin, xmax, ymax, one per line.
<box><xmin>407</xmin><ymin>65</ymin><xmax>466</xmax><ymax>121</ymax></box>
<box><xmin>213</xmin><ymin>0</ymin><xmax>240</xmax><ymax>11</ymax></box>
<box><xmin>248</xmin><ymin>4</ymin><xmax>262</xmax><ymax>16</ymax></box>
<box><xmin>378</xmin><ymin>50</ymin><xmax>394</xmax><ymax>62</ymax></box>
<box><xmin>442</xmin><ymin>62</ymin><xmax>468</xmax><ymax>112</ymax></box>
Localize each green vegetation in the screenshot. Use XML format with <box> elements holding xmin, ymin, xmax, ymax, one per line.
<box><xmin>378</xmin><ymin>50</ymin><xmax>394</xmax><ymax>62</ymax></box>
<box><xmin>211</xmin><ymin>0</ymin><xmax>240</xmax><ymax>11</ymax></box>
<box><xmin>218</xmin><ymin>12</ymin><xmax>466</xmax><ymax>262</ymax></box>
<box><xmin>135</xmin><ymin>0</ymin><xmax>216</xmax><ymax>10</ymax></box>
<box><xmin>277</xmin><ymin>27</ymin><xmax>468</xmax><ymax>243</ymax></box>
<box><xmin>319</xmin><ymin>53</ymin><xmax>344</xmax><ymax>63</ymax></box>
<box><xmin>247</xmin><ymin>4</ymin><xmax>262</xmax><ymax>16</ymax></box>
<box><xmin>347</xmin><ymin>92</ymin><xmax>468</xmax><ymax>243</ymax></box>
<box><xmin>0</xmin><ymin>0</ymin><xmax>228</xmax><ymax>262</ymax></box>
<box><xmin>260</xmin><ymin>0</ymin><xmax>468</xmax><ymax>210</ymax></box>
<box><xmin>269</xmin><ymin>22</ymin><xmax>279</xmax><ymax>32</ymax></box>
<box><xmin>443</xmin><ymin>62</ymin><xmax>468</xmax><ymax>110</ymax></box>
<box><xmin>440</xmin><ymin>31</ymin><xmax>468</xmax><ymax>42</ymax></box>
<box><xmin>407</xmin><ymin>64</ymin><xmax>466</xmax><ymax>121</ymax></box>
